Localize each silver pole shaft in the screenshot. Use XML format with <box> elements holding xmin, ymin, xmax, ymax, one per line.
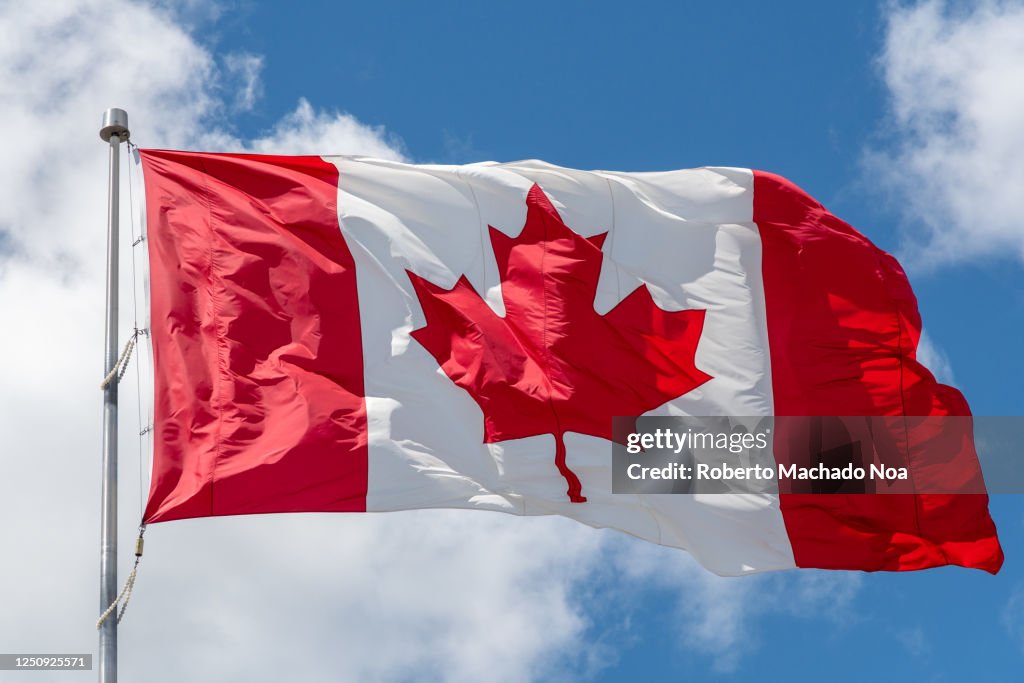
<box><xmin>99</xmin><ymin>108</ymin><xmax>129</xmax><ymax>683</ymax></box>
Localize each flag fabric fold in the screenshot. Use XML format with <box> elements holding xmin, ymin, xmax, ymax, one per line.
<box><xmin>138</xmin><ymin>150</ymin><xmax>1002</xmax><ymax>576</ymax></box>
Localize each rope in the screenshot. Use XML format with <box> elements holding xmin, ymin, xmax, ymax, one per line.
<box><xmin>126</xmin><ymin>141</ymin><xmax>149</xmax><ymax>516</ymax></box>
<box><xmin>99</xmin><ymin>329</ymin><xmax>138</xmax><ymax>390</ymax></box>
<box><xmin>96</xmin><ymin>527</ymin><xmax>146</xmax><ymax>629</ymax></box>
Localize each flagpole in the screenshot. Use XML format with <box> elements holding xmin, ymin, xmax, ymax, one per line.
<box><xmin>99</xmin><ymin>108</ymin><xmax>129</xmax><ymax>683</ymax></box>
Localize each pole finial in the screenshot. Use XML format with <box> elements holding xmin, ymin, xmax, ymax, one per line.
<box><xmin>100</xmin><ymin>108</ymin><xmax>130</xmax><ymax>142</ymax></box>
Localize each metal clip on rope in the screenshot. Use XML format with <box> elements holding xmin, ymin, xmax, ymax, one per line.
<box><xmin>96</xmin><ymin>526</ymin><xmax>146</xmax><ymax>629</ymax></box>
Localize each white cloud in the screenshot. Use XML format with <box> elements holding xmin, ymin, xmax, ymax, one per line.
<box><xmin>1005</xmin><ymin>583</ymin><xmax>1024</xmax><ymax>651</ymax></box>
<box><xmin>916</xmin><ymin>330</ymin><xmax>956</xmax><ymax>384</ymax></box>
<box><xmin>223</xmin><ymin>52</ymin><xmax>264</xmax><ymax>112</ymax></box>
<box><xmin>0</xmin><ymin>2</ymin><xmax>597</xmax><ymax>681</ymax></box>
<box><xmin>614</xmin><ymin>540</ymin><xmax>862</xmax><ymax>672</ymax></box>
<box><xmin>248</xmin><ymin>98</ymin><xmax>406</xmax><ymax>158</ymax></box>
<box><xmin>125</xmin><ymin>513</ymin><xmax>607</xmax><ymax>683</ymax></box>
<box><xmin>893</xmin><ymin>625</ymin><xmax>930</xmax><ymax>657</ymax></box>
<box><xmin>868</xmin><ymin>0</ymin><xmax>1024</xmax><ymax>269</ymax></box>
<box><xmin>0</xmin><ymin>2</ymin><xmax>865</xmax><ymax>681</ymax></box>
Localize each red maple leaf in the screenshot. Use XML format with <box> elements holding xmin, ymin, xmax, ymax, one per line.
<box><xmin>408</xmin><ymin>184</ymin><xmax>711</xmax><ymax>502</ymax></box>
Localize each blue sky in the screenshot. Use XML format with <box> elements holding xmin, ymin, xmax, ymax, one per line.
<box><xmin>203</xmin><ymin>2</ymin><xmax>1023</xmax><ymax>679</ymax></box>
<box><xmin>0</xmin><ymin>1</ymin><xmax>1021</xmax><ymax>681</ymax></box>
<box><xmin>200</xmin><ymin>0</ymin><xmax>1024</xmax><ymax>415</ymax></box>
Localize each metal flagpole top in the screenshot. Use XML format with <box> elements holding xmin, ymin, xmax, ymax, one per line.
<box><xmin>100</xmin><ymin>108</ymin><xmax>130</xmax><ymax>142</ymax></box>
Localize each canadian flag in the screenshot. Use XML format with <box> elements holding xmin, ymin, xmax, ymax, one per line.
<box><xmin>138</xmin><ymin>150</ymin><xmax>1002</xmax><ymax>576</ymax></box>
